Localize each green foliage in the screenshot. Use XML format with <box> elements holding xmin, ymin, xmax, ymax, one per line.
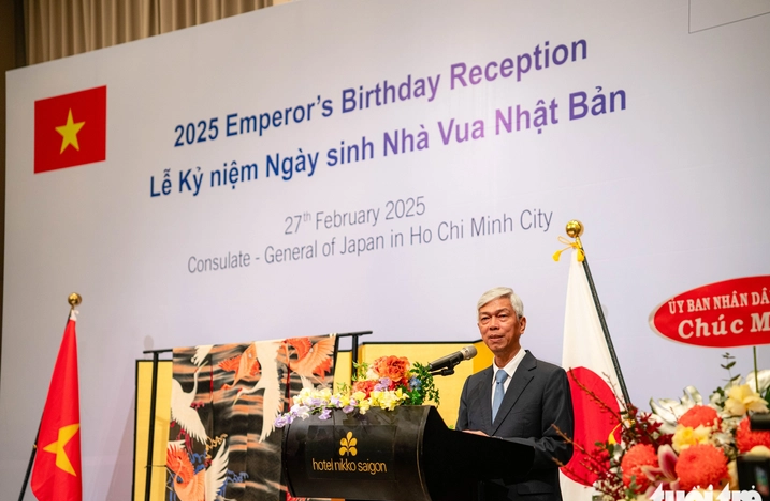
<box><xmin>713</xmin><ymin>385</ymin><xmax>725</xmax><ymax>409</ymax></box>
<box><xmin>352</xmin><ymin>361</ymin><xmax>369</xmax><ymax>382</ymax></box>
<box><xmin>713</xmin><ymin>352</ymin><xmax>741</xmax><ymax>410</ymax></box>
<box><xmin>721</xmin><ymin>352</ymin><xmax>741</xmax><ymax>384</ymax></box>
<box><xmin>624</xmin><ymin>477</ymin><xmax>640</xmax><ymax>500</ymax></box>
<box><xmin>403</xmin><ymin>362</ymin><xmax>440</xmax><ymax>406</ymax></box>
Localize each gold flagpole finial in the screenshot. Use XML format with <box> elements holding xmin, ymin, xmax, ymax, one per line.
<box><xmin>68</xmin><ymin>293</ymin><xmax>82</xmax><ymax>310</ymax></box>
<box><xmin>553</xmin><ymin>220</ymin><xmax>585</xmax><ymax>262</ymax></box>
<box><xmin>565</xmin><ymin>219</ymin><xmax>583</xmax><ymax>238</ymax></box>
<box><xmin>565</xmin><ymin>220</ymin><xmax>584</xmax><ymax>250</ymax></box>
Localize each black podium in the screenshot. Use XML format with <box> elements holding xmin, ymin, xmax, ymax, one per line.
<box><xmin>282</xmin><ymin>406</ymin><xmax>534</xmax><ymax>501</ymax></box>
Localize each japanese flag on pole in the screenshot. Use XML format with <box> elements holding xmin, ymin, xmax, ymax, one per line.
<box><xmin>560</xmin><ymin>249</ymin><xmax>623</xmax><ymax>501</ymax></box>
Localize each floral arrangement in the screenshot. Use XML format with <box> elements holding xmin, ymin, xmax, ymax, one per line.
<box><xmin>274</xmin><ymin>355</ymin><xmax>439</xmax><ymax>427</ymax></box>
<box><xmin>568</xmin><ymin>354</ymin><xmax>770</xmax><ymax>500</ymax></box>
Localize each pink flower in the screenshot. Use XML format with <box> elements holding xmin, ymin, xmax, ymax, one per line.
<box><xmin>640</xmin><ymin>445</ymin><xmax>680</xmax><ymax>497</ymax></box>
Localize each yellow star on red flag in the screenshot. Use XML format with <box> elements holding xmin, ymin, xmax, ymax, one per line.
<box><xmin>41</xmin><ymin>423</ymin><xmax>79</xmax><ymax>476</ymax></box>
<box><xmin>34</xmin><ymin>85</ymin><xmax>106</xmax><ymax>173</ymax></box>
<box><xmin>55</xmin><ymin>109</ymin><xmax>85</xmax><ymax>154</ymax></box>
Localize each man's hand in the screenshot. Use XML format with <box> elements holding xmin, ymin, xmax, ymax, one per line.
<box><xmin>462</xmin><ymin>430</ymin><xmax>489</xmax><ymax>436</ymax></box>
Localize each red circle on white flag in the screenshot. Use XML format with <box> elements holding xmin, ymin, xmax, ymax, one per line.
<box><xmin>562</xmin><ymin>366</ymin><xmax>621</xmax><ymax>486</ymax></box>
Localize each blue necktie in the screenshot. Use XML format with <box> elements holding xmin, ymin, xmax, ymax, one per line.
<box><xmin>492</xmin><ymin>370</ymin><xmax>508</xmax><ymax>422</ymax></box>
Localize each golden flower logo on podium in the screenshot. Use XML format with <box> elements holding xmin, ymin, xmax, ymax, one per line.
<box><xmin>339</xmin><ymin>431</ymin><xmax>358</xmax><ymax>457</ymax></box>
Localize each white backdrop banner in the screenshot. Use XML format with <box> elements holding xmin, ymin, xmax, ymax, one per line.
<box><xmin>3</xmin><ymin>0</ymin><xmax>770</xmax><ymax>498</ymax></box>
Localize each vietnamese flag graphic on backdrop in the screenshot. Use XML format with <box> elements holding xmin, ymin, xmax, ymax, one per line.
<box><xmin>30</xmin><ymin>312</ymin><xmax>82</xmax><ymax>501</ymax></box>
<box><xmin>34</xmin><ymin>86</ymin><xmax>106</xmax><ymax>174</ymax></box>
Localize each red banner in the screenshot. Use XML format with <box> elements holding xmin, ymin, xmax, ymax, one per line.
<box><xmin>649</xmin><ymin>276</ymin><xmax>770</xmax><ymax>347</ymax></box>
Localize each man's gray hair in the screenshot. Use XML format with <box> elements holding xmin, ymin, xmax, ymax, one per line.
<box><xmin>476</xmin><ymin>287</ymin><xmax>524</xmax><ymax>319</ymax></box>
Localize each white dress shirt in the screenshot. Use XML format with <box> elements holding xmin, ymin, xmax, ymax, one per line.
<box><xmin>491</xmin><ymin>348</ymin><xmax>526</xmax><ymax>407</ymax></box>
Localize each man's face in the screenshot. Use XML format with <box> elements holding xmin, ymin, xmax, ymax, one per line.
<box><xmin>478</xmin><ymin>297</ymin><xmax>526</xmax><ymax>359</ymax></box>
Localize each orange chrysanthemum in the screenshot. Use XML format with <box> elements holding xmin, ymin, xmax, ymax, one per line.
<box><xmin>736</xmin><ymin>416</ymin><xmax>770</xmax><ymax>453</ymax></box>
<box><xmin>373</xmin><ymin>355</ymin><xmax>410</xmax><ymax>386</ymax></box>
<box><xmin>679</xmin><ymin>405</ymin><xmax>722</xmax><ymax>429</ymax></box>
<box><xmin>621</xmin><ymin>444</ymin><xmax>657</xmax><ymax>493</ymax></box>
<box><xmin>676</xmin><ymin>443</ymin><xmax>728</xmax><ymax>491</ymax></box>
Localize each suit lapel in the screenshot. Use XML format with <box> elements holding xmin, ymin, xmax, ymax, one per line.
<box><xmin>491</xmin><ymin>351</ymin><xmax>536</xmax><ymax>435</ymax></box>
<box><xmin>475</xmin><ymin>367</ymin><xmax>494</xmax><ymax>431</ymax></box>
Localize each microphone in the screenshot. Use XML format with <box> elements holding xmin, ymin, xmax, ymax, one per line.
<box><xmin>427</xmin><ymin>345</ymin><xmax>478</xmax><ymax>372</ymax></box>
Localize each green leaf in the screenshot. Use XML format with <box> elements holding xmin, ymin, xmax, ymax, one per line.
<box><xmin>351</xmin><ymin>361</ymin><xmax>369</xmax><ymax>382</ymax></box>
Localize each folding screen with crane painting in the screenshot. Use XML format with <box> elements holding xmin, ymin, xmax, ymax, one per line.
<box><xmin>165</xmin><ymin>335</ymin><xmax>336</xmax><ymax>501</ymax></box>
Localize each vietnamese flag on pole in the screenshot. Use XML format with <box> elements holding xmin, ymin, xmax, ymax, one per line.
<box><xmin>34</xmin><ymin>86</ymin><xmax>106</xmax><ymax>174</ymax></box>
<box><xmin>30</xmin><ymin>311</ymin><xmax>82</xmax><ymax>501</ymax></box>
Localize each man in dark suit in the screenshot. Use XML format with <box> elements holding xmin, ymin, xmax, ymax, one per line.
<box><xmin>456</xmin><ymin>287</ymin><xmax>574</xmax><ymax>501</ymax></box>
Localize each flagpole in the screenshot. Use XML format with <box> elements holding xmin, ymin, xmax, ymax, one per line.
<box><xmin>18</xmin><ymin>429</ymin><xmax>39</xmax><ymax>501</ymax></box>
<box><xmin>18</xmin><ymin>293</ymin><xmax>82</xmax><ymax>501</ymax></box>
<box><xmin>566</xmin><ymin>220</ymin><xmax>630</xmax><ymax>404</ymax></box>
